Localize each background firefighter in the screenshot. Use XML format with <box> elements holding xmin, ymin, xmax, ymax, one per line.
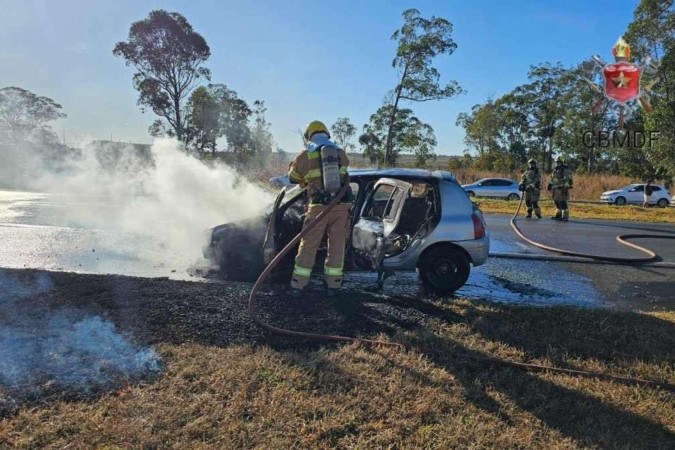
<box><xmin>519</xmin><ymin>159</ymin><xmax>542</xmax><ymax>219</ymax></box>
<box><xmin>288</xmin><ymin>120</ymin><xmax>351</xmax><ymax>297</ymax></box>
<box><xmin>547</xmin><ymin>157</ymin><xmax>573</xmax><ymax>221</ymax></box>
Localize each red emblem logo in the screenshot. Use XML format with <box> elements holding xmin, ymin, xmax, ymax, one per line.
<box><xmin>602</xmin><ymin>61</ymin><xmax>640</xmax><ymax>104</ymax></box>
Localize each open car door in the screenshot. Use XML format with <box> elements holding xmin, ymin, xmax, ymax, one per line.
<box><xmin>351</xmin><ymin>178</ymin><xmax>412</xmax><ymax>276</ymax></box>
<box><xmin>262</xmin><ymin>188</ymin><xmax>287</xmax><ymax>264</ymax></box>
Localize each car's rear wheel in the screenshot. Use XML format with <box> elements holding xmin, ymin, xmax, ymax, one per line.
<box><xmin>507</xmin><ymin>193</ymin><xmax>520</xmax><ymax>201</ymax></box>
<box><xmin>418</xmin><ymin>245</ymin><xmax>470</xmax><ymax>295</ymax></box>
<box><xmin>615</xmin><ymin>196</ymin><xmax>627</xmax><ymax>206</ymax></box>
<box><xmin>657</xmin><ymin>198</ymin><xmax>669</xmax><ymax>208</ymax></box>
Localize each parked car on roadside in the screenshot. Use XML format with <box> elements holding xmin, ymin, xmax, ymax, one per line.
<box><xmin>461</xmin><ymin>178</ymin><xmax>521</xmax><ymax>200</ymax></box>
<box><xmin>204</xmin><ymin>169</ymin><xmax>490</xmax><ymax>294</ymax></box>
<box><xmin>600</xmin><ymin>184</ymin><xmax>672</xmax><ymax>207</ymax></box>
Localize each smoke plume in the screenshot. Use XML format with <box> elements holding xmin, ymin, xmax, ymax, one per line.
<box><xmin>0</xmin><ymin>138</ymin><xmax>273</xmax><ymax>274</ymax></box>
<box><xmin>0</xmin><ymin>272</ymin><xmax>160</xmax><ymax>407</ymax></box>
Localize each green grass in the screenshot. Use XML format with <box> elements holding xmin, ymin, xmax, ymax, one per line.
<box><xmin>475</xmin><ymin>198</ymin><xmax>675</xmax><ymax>223</ymax></box>
<box><xmin>2</xmin><ymin>300</ymin><xmax>673</xmax><ymax>448</ymax></box>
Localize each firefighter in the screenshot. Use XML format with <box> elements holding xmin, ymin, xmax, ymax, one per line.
<box><xmin>288</xmin><ymin>120</ymin><xmax>351</xmax><ymax>297</ymax></box>
<box><xmin>643</xmin><ymin>178</ymin><xmax>654</xmax><ymax>207</ymax></box>
<box><xmin>547</xmin><ymin>157</ymin><xmax>573</xmax><ymax>221</ymax></box>
<box><xmin>519</xmin><ymin>158</ymin><xmax>542</xmax><ymax>219</ymax></box>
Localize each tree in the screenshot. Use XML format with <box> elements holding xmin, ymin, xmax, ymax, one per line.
<box><xmin>359</xmin><ymin>131</ymin><xmax>383</xmax><ymax>165</ymax></box>
<box><xmin>185</xmin><ymin>86</ymin><xmax>219</xmax><ymax>154</ymax></box>
<box><xmin>455</xmin><ymin>101</ymin><xmax>501</xmax><ymax>170</ymax></box>
<box><xmin>625</xmin><ymin>0</ymin><xmax>675</xmax><ymax>180</ymax></box>
<box><xmin>248</xmin><ymin>101</ymin><xmax>274</xmax><ymax>168</ymax></box>
<box><xmin>113</xmin><ymin>10</ymin><xmax>211</xmax><ymax>142</ymax></box>
<box><xmin>0</xmin><ymin>87</ymin><xmax>66</xmax><ymax>143</ymax></box>
<box><xmin>503</xmin><ymin>63</ymin><xmax>574</xmax><ymax>171</ymax></box>
<box><xmin>330</xmin><ymin>117</ymin><xmax>357</xmax><ymax>152</ymax></box>
<box><xmin>212</xmin><ymin>85</ymin><xmax>252</xmax><ymax>159</ymax></box>
<box><xmin>384</xmin><ymin>9</ymin><xmax>462</xmax><ymax>164</ymax></box>
<box><xmin>361</xmin><ymin>104</ymin><xmax>437</xmax><ymax>167</ymax></box>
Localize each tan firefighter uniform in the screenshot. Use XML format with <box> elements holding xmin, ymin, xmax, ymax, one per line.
<box><xmin>288</xmin><ymin>123</ymin><xmax>351</xmax><ymax>290</ymax></box>
<box><xmin>548</xmin><ymin>159</ymin><xmax>573</xmax><ymax>221</ymax></box>
<box><xmin>520</xmin><ymin>159</ymin><xmax>542</xmax><ymax>218</ymax></box>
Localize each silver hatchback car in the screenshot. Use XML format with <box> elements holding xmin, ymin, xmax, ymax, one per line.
<box><xmin>204</xmin><ymin>168</ymin><xmax>490</xmax><ymax>293</ymax></box>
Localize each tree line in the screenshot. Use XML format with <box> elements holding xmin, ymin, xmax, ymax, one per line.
<box><xmin>454</xmin><ymin>0</ymin><xmax>674</xmax><ymax>182</ymax></box>
<box><xmin>112</xmin><ymin>10</ymin><xmax>277</xmax><ymax>168</ymax></box>
<box><xmin>3</xmin><ymin>2</ymin><xmax>671</xmax><ymax>181</ymax></box>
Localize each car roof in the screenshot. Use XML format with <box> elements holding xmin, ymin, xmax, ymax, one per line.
<box><xmin>349</xmin><ymin>168</ymin><xmax>456</xmax><ymax>181</ymax></box>
<box><xmin>476</xmin><ymin>177</ymin><xmax>515</xmax><ymax>182</ymax></box>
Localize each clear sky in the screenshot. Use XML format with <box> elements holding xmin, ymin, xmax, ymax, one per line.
<box><xmin>0</xmin><ymin>0</ymin><xmax>641</xmax><ymax>155</ymax></box>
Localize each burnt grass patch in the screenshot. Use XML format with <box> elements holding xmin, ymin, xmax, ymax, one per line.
<box><xmin>1</xmin><ymin>268</ymin><xmax>673</xmax><ymax>448</ymax></box>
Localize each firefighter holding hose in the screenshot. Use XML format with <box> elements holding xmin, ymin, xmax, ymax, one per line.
<box><xmin>519</xmin><ymin>159</ymin><xmax>542</xmax><ymax>219</ymax></box>
<box><xmin>548</xmin><ymin>157</ymin><xmax>573</xmax><ymax>221</ymax></box>
<box><xmin>288</xmin><ymin>120</ymin><xmax>351</xmax><ymax>298</ymax></box>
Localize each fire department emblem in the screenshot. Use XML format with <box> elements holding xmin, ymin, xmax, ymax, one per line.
<box><xmin>582</xmin><ymin>37</ymin><xmax>660</xmax><ymax>127</ymax></box>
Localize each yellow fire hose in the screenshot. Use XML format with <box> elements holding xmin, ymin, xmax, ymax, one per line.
<box><xmin>247</xmin><ymin>186</ymin><xmax>675</xmax><ymax>391</ymax></box>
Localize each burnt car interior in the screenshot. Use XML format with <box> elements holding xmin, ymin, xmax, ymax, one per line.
<box><xmin>273</xmin><ymin>178</ymin><xmax>440</xmax><ymax>273</ymax></box>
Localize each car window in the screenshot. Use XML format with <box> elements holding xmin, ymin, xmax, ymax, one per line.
<box><xmin>411</xmin><ymin>182</ymin><xmax>429</xmax><ymax>198</ymax></box>
<box><xmin>651</xmin><ymin>186</ymin><xmax>661</xmax><ymax>192</ymax></box>
<box><xmin>480</xmin><ymin>179</ymin><xmax>495</xmax><ymax>186</ymax></box>
<box><xmin>632</xmin><ymin>185</ymin><xmax>644</xmax><ymax>192</ymax></box>
<box><xmin>364</xmin><ymin>184</ymin><xmax>395</xmax><ymax>219</ymax></box>
<box><xmin>494</xmin><ymin>179</ymin><xmax>513</xmax><ymax>186</ymax></box>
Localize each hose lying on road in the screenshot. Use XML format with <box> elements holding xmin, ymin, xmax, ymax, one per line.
<box><xmin>248</xmin><ymin>187</ymin><xmax>675</xmax><ymax>391</ymax></box>
<box><xmin>248</xmin><ymin>184</ymin><xmax>403</xmax><ymax>350</ymax></box>
<box><xmin>509</xmin><ymin>195</ymin><xmax>675</xmax><ymax>265</ymax></box>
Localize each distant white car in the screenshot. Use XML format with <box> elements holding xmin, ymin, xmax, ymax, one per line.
<box><xmin>600</xmin><ymin>184</ymin><xmax>672</xmax><ymax>208</ymax></box>
<box><xmin>461</xmin><ymin>178</ymin><xmax>521</xmax><ymax>200</ymax></box>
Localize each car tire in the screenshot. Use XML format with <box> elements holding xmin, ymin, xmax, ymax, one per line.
<box><xmin>507</xmin><ymin>193</ymin><xmax>520</xmax><ymax>201</ymax></box>
<box><xmin>615</xmin><ymin>196</ymin><xmax>627</xmax><ymax>206</ymax></box>
<box><xmin>418</xmin><ymin>245</ymin><xmax>470</xmax><ymax>295</ymax></box>
<box><xmin>466</xmin><ymin>191</ymin><xmax>475</xmax><ymax>198</ymax></box>
<box><xmin>656</xmin><ymin>198</ymin><xmax>668</xmax><ymax>208</ymax></box>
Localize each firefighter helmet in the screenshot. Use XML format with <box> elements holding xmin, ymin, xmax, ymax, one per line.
<box><xmin>528</xmin><ymin>158</ymin><xmax>537</xmax><ymax>166</ymax></box>
<box><xmin>304</xmin><ymin>120</ymin><xmax>330</xmax><ymax>140</ymax></box>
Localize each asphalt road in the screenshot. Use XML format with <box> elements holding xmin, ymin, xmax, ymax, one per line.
<box><xmin>1</xmin><ymin>189</ymin><xmax>673</xmax><ymax>311</ymax></box>
<box><xmin>486</xmin><ymin>214</ymin><xmax>675</xmax><ymax>310</ymax></box>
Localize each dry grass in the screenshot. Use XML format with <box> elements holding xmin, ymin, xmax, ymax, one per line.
<box><xmin>474</xmin><ymin>198</ymin><xmax>675</xmax><ymax>223</ymax></box>
<box><xmin>1</xmin><ymin>301</ymin><xmax>673</xmax><ymax>449</ymax></box>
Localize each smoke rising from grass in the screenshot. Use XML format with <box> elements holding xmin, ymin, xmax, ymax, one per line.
<box><xmin>0</xmin><ymin>272</ymin><xmax>160</xmax><ymax>404</ymax></box>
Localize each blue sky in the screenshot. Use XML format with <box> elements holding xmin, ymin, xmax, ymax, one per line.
<box><xmin>0</xmin><ymin>0</ymin><xmax>641</xmax><ymax>155</ymax></box>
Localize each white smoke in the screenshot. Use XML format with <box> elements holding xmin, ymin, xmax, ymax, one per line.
<box><xmin>0</xmin><ymin>138</ymin><xmax>273</xmax><ymax>274</ymax></box>
<box><xmin>0</xmin><ymin>272</ymin><xmax>160</xmax><ymax>403</ymax></box>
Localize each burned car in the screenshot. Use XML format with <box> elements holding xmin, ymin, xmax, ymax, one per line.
<box><xmin>203</xmin><ymin>169</ymin><xmax>490</xmax><ymax>293</ymax></box>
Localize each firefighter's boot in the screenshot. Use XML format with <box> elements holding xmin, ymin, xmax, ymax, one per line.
<box><xmin>535</xmin><ymin>208</ymin><xmax>542</xmax><ymax>219</ymax></box>
<box><xmin>526</xmin><ymin>208</ymin><xmax>532</xmax><ymax>219</ymax></box>
<box><xmin>561</xmin><ymin>209</ymin><xmax>570</xmax><ymax>222</ymax></box>
<box><xmin>551</xmin><ymin>210</ymin><xmax>562</xmax><ymax>220</ymax></box>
